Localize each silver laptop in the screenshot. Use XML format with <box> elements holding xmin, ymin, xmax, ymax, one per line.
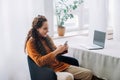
<box><xmin>81</xmin><ymin>30</ymin><xmax>106</xmax><ymax>50</ymax></box>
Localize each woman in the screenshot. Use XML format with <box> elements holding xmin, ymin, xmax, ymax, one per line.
<box><xmin>24</xmin><ymin>15</ymin><xmax>93</xmax><ymax>80</ymax></box>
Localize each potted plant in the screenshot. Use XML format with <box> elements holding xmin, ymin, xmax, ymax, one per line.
<box><xmin>55</xmin><ymin>0</ymin><xmax>83</xmax><ymax>36</ymax></box>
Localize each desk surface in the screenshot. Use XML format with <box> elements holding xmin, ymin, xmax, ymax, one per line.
<box><xmin>54</xmin><ymin>35</ymin><xmax>120</xmax><ymax>58</ymax></box>
<box><xmin>54</xmin><ymin>36</ymin><xmax>120</xmax><ymax>80</ymax></box>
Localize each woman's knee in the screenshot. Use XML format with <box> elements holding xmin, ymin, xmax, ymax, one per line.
<box><xmin>75</xmin><ymin>69</ymin><xmax>93</xmax><ymax>80</ymax></box>
<box><xmin>87</xmin><ymin>69</ymin><xmax>92</xmax><ymax>75</ymax></box>
<box><xmin>56</xmin><ymin>72</ymin><xmax>74</xmax><ymax>80</ymax></box>
<box><xmin>84</xmin><ymin>69</ymin><xmax>93</xmax><ymax>79</ymax></box>
<box><xmin>66</xmin><ymin>73</ymin><xmax>74</xmax><ymax>80</ymax></box>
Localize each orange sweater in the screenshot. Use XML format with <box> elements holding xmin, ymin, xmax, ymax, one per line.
<box><xmin>26</xmin><ymin>36</ymin><xmax>70</xmax><ymax>72</ymax></box>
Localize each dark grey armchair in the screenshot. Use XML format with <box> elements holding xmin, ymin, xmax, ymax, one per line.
<box><xmin>27</xmin><ymin>55</ymin><xmax>79</xmax><ymax>80</ymax></box>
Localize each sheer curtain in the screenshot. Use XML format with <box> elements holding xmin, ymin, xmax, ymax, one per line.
<box><xmin>0</xmin><ymin>0</ymin><xmax>45</xmax><ymax>80</ymax></box>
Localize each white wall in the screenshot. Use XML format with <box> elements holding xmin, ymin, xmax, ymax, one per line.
<box><xmin>0</xmin><ymin>0</ymin><xmax>45</xmax><ymax>80</ymax></box>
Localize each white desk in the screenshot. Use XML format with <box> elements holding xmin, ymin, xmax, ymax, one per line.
<box><xmin>54</xmin><ymin>36</ymin><xmax>120</xmax><ymax>80</ymax></box>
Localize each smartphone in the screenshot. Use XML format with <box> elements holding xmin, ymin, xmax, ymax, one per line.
<box><xmin>64</xmin><ymin>41</ymin><xmax>68</xmax><ymax>45</ymax></box>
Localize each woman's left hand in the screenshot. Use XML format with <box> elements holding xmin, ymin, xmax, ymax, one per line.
<box><xmin>64</xmin><ymin>44</ymin><xmax>68</xmax><ymax>51</ymax></box>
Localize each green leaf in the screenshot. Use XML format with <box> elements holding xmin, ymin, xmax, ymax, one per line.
<box><xmin>56</xmin><ymin>0</ymin><xmax>83</xmax><ymax>27</ymax></box>
<box><xmin>64</xmin><ymin>10</ymin><xmax>67</xmax><ymax>13</ymax></box>
<box><xmin>69</xmin><ymin>14</ymin><xmax>74</xmax><ymax>18</ymax></box>
<box><xmin>74</xmin><ymin>1</ymin><xmax>78</xmax><ymax>4</ymax></box>
<box><xmin>69</xmin><ymin>5</ymin><xmax>73</xmax><ymax>8</ymax></box>
<box><xmin>73</xmin><ymin>5</ymin><xmax>77</xmax><ymax>10</ymax></box>
<box><xmin>60</xmin><ymin>21</ymin><xmax>64</xmax><ymax>26</ymax></box>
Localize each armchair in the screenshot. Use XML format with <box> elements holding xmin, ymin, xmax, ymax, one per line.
<box><xmin>27</xmin><ymin>55</ymin><xmax>79</xmax><ymax>80</ymax></box>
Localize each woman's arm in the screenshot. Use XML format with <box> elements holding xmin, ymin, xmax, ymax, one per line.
<box><xmin>48</xmin><ymin>35</ymin><xmax>68</xmax><ymax>54</ymax></box>
<box><xmin>26</xmin><ymin>39</ymin><xmax>57</xmax><ymax>67</ymax></box>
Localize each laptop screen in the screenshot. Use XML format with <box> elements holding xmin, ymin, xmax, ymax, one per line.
<box><xmin>93</xmin><ymin>30</ymin><xmax>106</xmax><ymax>47</ymax></box>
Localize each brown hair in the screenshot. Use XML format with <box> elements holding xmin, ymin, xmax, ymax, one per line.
<box><xmin>24</xmin><ymin>15</ymin><xmax>47</xmax><ymax>52</ymax></box>
<box><xmin>24</xmin><ymin>15</ymin><xmax>55</xmax><ymax>55</ymax></box>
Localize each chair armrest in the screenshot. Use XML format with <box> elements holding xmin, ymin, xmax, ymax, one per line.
<box><xmin>56</xmin><ymin>55</ymin><xmax>79</xmax><ymax>66</ymax></box>
<box><xmin>27</xmin><ymin>56</ymin><xmax>57</xmax><ymax>80</ymax></box>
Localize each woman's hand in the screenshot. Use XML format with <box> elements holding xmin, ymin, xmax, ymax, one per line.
<box><xmin>53</xmin><ymin>45</ymin><xmax>68</xmax><ymax>56</ymax></box>
<box><xmin>64</xmin><ymin>44</ymin><xmax>68</xmax><ymax>51</ymax></box>
<box><xmin>56</xmin><ymin>45</ymin><xmax>66</xmax><ymax>53</ymax></box>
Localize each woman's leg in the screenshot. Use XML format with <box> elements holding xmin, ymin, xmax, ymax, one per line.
<box><xmin>56</xmin><ymin>72</ymin><xmax>74</xmax><ymax>80</ymax></box>
<box><xmin>64</xmin><ymin>65</ymin><xmax>93</xmax><ymax>80</ymax></box>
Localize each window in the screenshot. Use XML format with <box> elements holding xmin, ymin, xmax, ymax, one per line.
<box><xmin>54</xmin><ymin>14</ymin><xmax>79</xmax><ymax>33</ymax></box>
<box><xmin>53</xmin><ymin>0</ymin><xmax>113</xmax><ymax>37</ymax></box>
<box><xmin>54</xmin><ymin>0</ymin><xmax>83</xmax><ymax>34</ymax></box>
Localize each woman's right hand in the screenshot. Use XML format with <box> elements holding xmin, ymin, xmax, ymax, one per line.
<box><xmin>53</xmin><ymin>45</ymin><xmax>67</xmax><ymax>56</ymax></box>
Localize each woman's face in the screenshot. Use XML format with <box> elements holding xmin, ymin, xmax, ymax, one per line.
<box><xmin>37</xmin><ymin>21</ymin><xmax>49</xmax><ymax>37</ymax></box>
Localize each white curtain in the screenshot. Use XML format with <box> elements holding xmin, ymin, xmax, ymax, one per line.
<box><xmin>112</xmin><ymin>0</ymin><xmax>120</xmax><ymax>41</ymax></box>
<box><xmin>0</xmin><ymin>0</ymin><xmax>45</xmax><ymax>80</ymax></box>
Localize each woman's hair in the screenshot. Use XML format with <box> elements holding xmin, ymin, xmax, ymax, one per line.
<box><xmin>24</xmin><ymin>15</ymin><xmax>54</xmax><ymax>55</ymax></box>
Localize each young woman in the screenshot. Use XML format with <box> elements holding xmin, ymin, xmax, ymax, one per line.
<box><xmin>24</xmin><ymin>15</ymin><xmax>93</xmax><ymax>80</ymax></box>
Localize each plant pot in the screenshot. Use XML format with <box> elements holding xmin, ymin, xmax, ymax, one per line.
<box><xmin>57</xmin><ymin>26</ymin><xmax>65</xmax><ymax>36</ymax></box>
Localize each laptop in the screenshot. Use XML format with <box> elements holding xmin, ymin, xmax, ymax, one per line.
<box><xmin>80</xmin><ymin>30</ymin><xmax>106</xmax><ymax>50</ymax></box>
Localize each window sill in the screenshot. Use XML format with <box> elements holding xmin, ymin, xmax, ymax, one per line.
<box><xmin>52</xmin><ymin>30</ymin><xmax>88</xmax><ymax>39</ymax></box>
<box><xmin>52</xmin><ymin>28</ymin><xmax>113</xmax><ymax>40</ymax></box>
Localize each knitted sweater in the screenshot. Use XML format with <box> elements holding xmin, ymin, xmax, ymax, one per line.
<box><xmin>26</xmin><ymin>36</ymin><xmax>70</xmax><ymax>72</ymax></box>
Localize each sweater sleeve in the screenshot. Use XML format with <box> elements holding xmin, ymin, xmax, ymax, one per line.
<box><xmin>26</xmin><ymin>39</ymin><xmax>56</xmax><ymax>67</ymax></box>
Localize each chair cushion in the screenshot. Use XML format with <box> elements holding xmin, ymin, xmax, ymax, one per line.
<box><xmin>56</xmin><ymin>72</ymin><xmax>74</xmax><ymax>80</ymax></box>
